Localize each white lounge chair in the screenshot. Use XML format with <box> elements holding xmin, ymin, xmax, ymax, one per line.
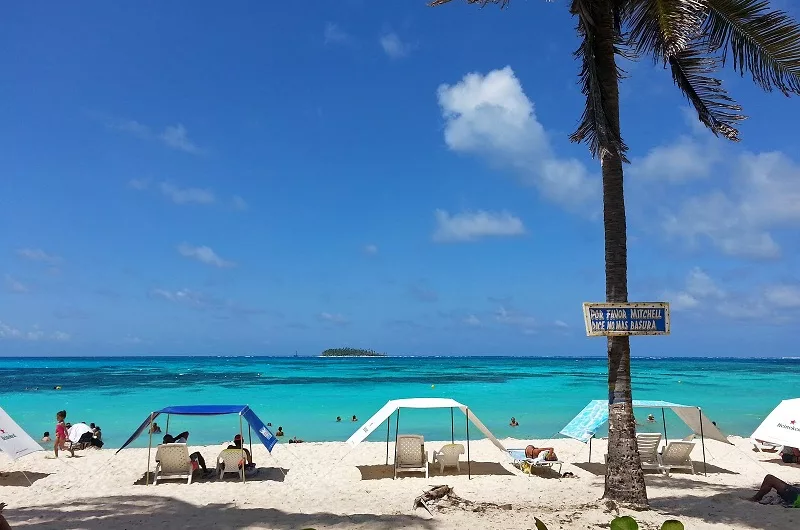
<box><xmin>395</xmin><ymin>435</ymin><xmax>428</xmax><ymax>478</ymax></box>
<box><xmin>658</xmin><ymin>441</ymin><xmax>696</xmax><ymax>476</ymax></box>
<box><xmin>216</xmin><ymin>448</ymin><xmax>246</xmax><ymax>481</ymax></box>
<box><xmin>507</xmin><ymin>449</ymin><xmax>564</xmax><ymax>475</ymax></box>
<box><xmin>636</xmin><ymin>433</ymin><xmax>662</xmax><ymax>472</ymax></box>
<box><xmin>752</xmin><ymin>439</ymin><xmax>780</xmax><ymax>453</ymax></box>
<box><xmin>154</xmin><ymin>443</ymin><xmax>193</xmax><ymax>485</ymax></box>
<box><xmin>432</xmin><ymin>443</ymin><xmax>465</xmax><ymax>473</ymax></box>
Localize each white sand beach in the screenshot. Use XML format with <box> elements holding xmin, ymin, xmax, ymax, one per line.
<box><xmin>1</xmin><ymin>436</ymin><xmax>798</xmax><ymax>529</ymax></box>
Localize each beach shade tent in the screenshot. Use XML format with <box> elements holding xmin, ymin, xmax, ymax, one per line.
<box><xmin>345</xmin><ymin>398</ymin><xmax>507</xmax><ymax>479</ymax></box>
<box><xmin>559</xmin><ymin>400</ymin><xmax>730</xmax><ymax>475</ymax></box>
<box><xmin>751</xmin><ymin>398</ymin><xmax>800</xmax><ymax>449</ymax></box>
<box><xmin>116</xmin><ymin>405</ymin><xmax>277</xmax><ymax>484</ymax></box>
<box><xmin>0</xmin><ymin>406</ymin><xmax>43</xmax><ymax>461</ymax></box>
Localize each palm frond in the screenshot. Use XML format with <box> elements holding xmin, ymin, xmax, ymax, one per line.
<box><xmin>570</xmin><ymin>0</ymin><xmax>629</xmax><ymax>161</ymax></box>
<box><xmin>669</xmin><ymin>45</ymin><xmax>745</xmax><ymax>140</ymax></box>
<box><xmin>626</xmin><ymin>0</ymin><xmax>706</xmax><ymax>58</ymax></box>
<box><xmin>704</xmin><ymin>0</ymin><xmax>800</xmax><ymax>95</ymax></box>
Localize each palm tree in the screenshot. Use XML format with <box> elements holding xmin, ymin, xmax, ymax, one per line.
<box><xmin>430</xmin><ymin>0</ymin><xmax>800</xmax><ymax>506</ymax></box>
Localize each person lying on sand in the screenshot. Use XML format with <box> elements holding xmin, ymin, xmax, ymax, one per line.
<box><xmin>750</xmin><ymin>474</ymin><xmax>800</xmax><ymax>505</ymax></box>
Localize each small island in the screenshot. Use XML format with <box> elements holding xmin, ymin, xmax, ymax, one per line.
<box><xmin>320</xmin><ymin>347</ymin><xmax>386</xmax><ymax>357</ymax></box>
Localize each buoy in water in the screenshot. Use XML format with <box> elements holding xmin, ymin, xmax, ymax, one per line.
<box><xmin>431</xmin><ymin>384</ymin><xmax>435</xmax><ymax>388</ymax></box>
<box><xmin>54</xmin><ymin>386</ymin><xmax>62</xmax><ymax>390</ymax></box>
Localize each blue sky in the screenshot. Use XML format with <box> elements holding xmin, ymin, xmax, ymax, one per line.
<box><xmin>2</xmin><ymin>1</ymin><xmax>799</xmax><ymax>357</ymax></box>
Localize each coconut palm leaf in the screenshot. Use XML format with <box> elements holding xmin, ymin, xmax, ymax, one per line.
<box><xmin>668</xmin><ymin>45</ymin><xmax>745</xmax><ymax>139</ymax></box>
<box><xmin>626</xmin><ymin>0</ymin><xmax>706</xmax><ymax>58</ymax></box>
<box><xmin>704</xmin><ymin>0</ymin><xmax>800</xmax><ymax>94</ymax></box>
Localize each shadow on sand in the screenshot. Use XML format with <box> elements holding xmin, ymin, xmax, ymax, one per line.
<box><xmin>572</xmin><ymin>460</ymin><xmax>736</xmax><ymax>477</ymax></box>
<box><xmin>0</xmin><ymin>471</ymin><xmax>50</xmax><ymax>487</ymax></box>
<box><xmin>133</xmin><ymin>467</ymin><xmax>289</xmax><ymax>486</ymax></box>
<box><xmin>357</xmin><ymin>461</ymin><xmax>514</xmax><ymax>480</ymax></box>
<box><xmin>3</xmin><ymin>496</ymin><xmax>437</xmax><ymax>530</ymax></box>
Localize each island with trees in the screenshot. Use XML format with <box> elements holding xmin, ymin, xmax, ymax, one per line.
<box><xmin>320</xmin><ymin>347</ymin><xmax>386</xmax><ymax>357</ymax></box>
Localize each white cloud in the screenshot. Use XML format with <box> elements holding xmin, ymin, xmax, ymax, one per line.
<box><xmin>110</xmin><ymin>119</ymin><xmax>202</xmax><ymax>154</ymax></box>
<box><xmin>363</xmin><ymin>244</ymin><xmax>378</xmax><ymax>255</ymax></box>
<box><xmin>495</xmin><ymin>305</ymin><xmax>537</xmax><ymax>333</ymax></box>
<box><xmin>380</xmin><ymin>32</ymin><xmax>413</xmax><ymax>58</ymax></box>
<box><xmin>128</xmin><ymin>178</ymin><xmax>150</xmax><ymax>190</ymax></box>
<box><xmin>0</xmin><ymin>321</ymin><xmax>70</xmax><ymax>341</ymax></box>
<box><xmin>554</xmin><ymin>320</ymin><xmax>569</xmax><ymax>328</ymax></box>
<box><xmin>318</xmin><ymin>312</ymin><xmax>349</xmax><ymax>325</ymax></box>
<box><xmin>662</xmin><ymin>267</ymin><xmax>725</xmax><ymax>311</ymax></box>
<box><xmin>177</xmin><ymin>244</ymin><xmax>235</xmax><ymax>268</ymax></box>
<box><xmin>16</xmin><ymin>248</ymin><xmax>61</xmax><ymax>264</ymax></box>
<box><xmin>433</xmin><ymin>209</ymin><xmax>525</xmax><ymax>242</ymax></box>
<box><xmin>463</xmin><ymin>314</ymin><xmax>481</xmax><ymax>327</ymax></box>
<box><xmin>763</xmin><ymin>285</ymin><xmax>800</xmax><ymax>309</ymax></box>
<box><xmin>324</xmin><ymin>22</ymin><xmax>353</xmax><ymax>45</ymax></box>
<box><xmin>663</xmin><ymin>151</ymin><xmax>800</xmax><ymax>258</ymax></box>
<box><xmin>629</xmin><ymin>135</ymin><xmax>721</xmax><ymax>182</ymax></box>
<box><xmin>159</xmin><ymin>182</ymin><xmax>216</xmax><ymax>205</ymax></box>
<box><xmin>151</xmin><ymin>288</ymin><xmax>210</xmax><ymax>308</ymax></box>
<box><xmin>159</xmin><ymin>124</ymin><xmax>201</xmax><ymax>154</ymax></box>
<box><xmin>4</xmin><ymin>274</ymin><xmax>28</xmax><ymax>293</ymax></box>
<box><xmin>437</xmin><ymin>66</ymin><xmax>598</xmax><ymax>209</ymax></box>
<box><xmin>232</xmin><ymin>195</ymin><xmax>248</xmax><ymax>211</ymax></box>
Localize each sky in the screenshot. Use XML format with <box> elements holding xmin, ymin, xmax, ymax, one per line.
<box><xmin>2</xmin><ymin>1</ymin><xmax>800</xmax><ymax>357</ymax></box>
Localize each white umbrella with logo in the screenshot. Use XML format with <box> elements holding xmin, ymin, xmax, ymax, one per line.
<box><xmin>751</xmin><ymin>398</ymin><xmax>800</xmax><ymax>449</ymax></box>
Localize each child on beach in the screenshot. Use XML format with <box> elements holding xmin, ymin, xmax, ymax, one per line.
<box><xmin>54</xmin><ymin>410</ymin><xmax>74</xmax><ymax>458</ymax></box>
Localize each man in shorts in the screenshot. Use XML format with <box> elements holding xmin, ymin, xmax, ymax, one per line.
<box><xmin>751</xmin><ymin>474</ymin><xmax>800</xmax><ymax>505</ymax></box>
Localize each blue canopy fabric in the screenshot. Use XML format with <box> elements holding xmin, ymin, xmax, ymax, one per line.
<box><xmin>116</xmin><ymin>404</ymin><xmax>277</xmax><ymax>453</ymax></box>
<box><xmin>560</xmin><ymin>399</ymin><xmax>686</xmax><ymax>443</ymax></box>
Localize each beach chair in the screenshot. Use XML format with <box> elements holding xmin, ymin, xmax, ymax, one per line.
<box><xmin>507</xmin><ymin>449</ymin><xmax>564</xmax><ymax>475</ymax></box>
<box><xmin>153</xmin><ymin>443</ymin><xmax>193</xmax><ymax>485</ymax></box>
<box><xmin>432</xmin><ymin>443</ymin><xmax>465</xmax><ymax>473</ymax></box>
<box><xmin>216</xmin><ymin>448</ymin><xmax>246</xmax><ymax>481</ymax></box>
<box><xmin>394</xmin><ymin>435</ymin><xmax>428</xmax><ymax>478</ymax></box>
<box><xmin>636</xmin><ymin>433</ymin><xmax>662</xmax><ymax>472</ymax></box>
<box><xmin>752</xmin><ymin>439</ymin><xmax>780</xmax><ymax>453</ymax></box>
<box><xmin>657</xmin><ymin>441</ymin><xmax>696</xmax><ymax>476</ymax></box>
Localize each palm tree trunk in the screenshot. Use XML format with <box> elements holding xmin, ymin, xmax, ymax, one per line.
<box><xmin>593</xmin><ymin>1</ymin><xmax>649</xmax><ymax>507</ymax></box>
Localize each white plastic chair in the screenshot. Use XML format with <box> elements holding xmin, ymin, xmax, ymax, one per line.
<box><xmin>154</xmin><ymin>443</ymin><xmax>193</xmax><ymax>485</ymax></box>
<box><xmin>394</xmin><ymin>435</ymin><xmax>428</xmax><ymax>478</ymax></box>
<box><xmin>432</xmin><ymin>443</ymin><xmax>464</xmax><ymax>473</ymax></box>
<box><xmin>658</xmin><ymin>441</ymin><xmax>696</xmax><ymax>476</ymax></box>
<box><xmin>636</xmin><ymin>433</ymin><xmax>662</xmax><ymax>472</ymax></box>
<box><xmin>216</xmin><ymin>448</ymin><xmax>246</xmax><ymax>481</ymax></box>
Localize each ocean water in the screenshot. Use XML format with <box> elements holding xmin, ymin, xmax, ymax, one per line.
<box><xmin>0</xmin><ymin>356</ymin><xmax>797</xmax><ymax>449</ymax></box>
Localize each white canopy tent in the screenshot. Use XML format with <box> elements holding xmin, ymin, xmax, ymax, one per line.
<box><xmin>751</xmin><ymin>398</ymin><xmax>800</xmax><ymax>449</ymax></box>
<box><xmin>0</xmin><ymin>406</ymin><xmax>43</xmax><ymax>461</ymax></box>
<box><xmin>346</xmin><ymin>398</ymin><xmax>507</xmax><ymax>479</ymax></box>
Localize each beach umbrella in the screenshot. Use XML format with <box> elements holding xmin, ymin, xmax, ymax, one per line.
<box><xmin>0</xmin><ymin>406</ymin><xmax>43</xmax><ymax>461</ymax></box>
<box><xmin>751</xmin><ymin>398</ymin><xmax>800</xmax><ymax>449</ymax></box>
<box><xmin>67</xmin><ymin>423</ymin><xmax>93</xmax><ymax>443</ymax></box>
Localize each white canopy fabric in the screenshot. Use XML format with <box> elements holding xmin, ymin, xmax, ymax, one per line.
<box><xmin>346</xmin><ymin>398</ymin><xmax>507</xmax><ymax>452</ymax></box>
<box><xmin>68</xmin><ymin>423</ymin><xmax>93</xmax><ymax>443</ymax></box>
<box><xmin>751</xmin><ymin>398</ymin><xmax>800</xmax><ymax>448</ymax></box>
<box><xmin>0</xmin><ymin>406</ymin><xmax>43</xmax><ymax>461</ymax></box>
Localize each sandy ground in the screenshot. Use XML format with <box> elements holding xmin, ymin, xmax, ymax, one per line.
<box><xmin>1</xmin><ymin>436</ymin><xmax>799</xmax><ymax>530</ymax></box>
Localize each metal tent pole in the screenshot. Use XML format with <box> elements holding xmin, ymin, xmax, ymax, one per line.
<box><xmin>240</xmin><ymin>414</ymin><xmax>246</xmax><ymax>483</ymax></box>
<box><xmin>165</xmin><ymin>414</ymin><xmax>170</xmax><ymax>436</ymax></box>
<box><xmin>699</xmin><ymin>407</ymin><xmax>707</xmax><ymax>476</ymax></box>
<box><xmin>385</xmin><ymin>415</ymin><xmax>390</xmax><ymax>465</ymax></box>
<box><xmin>662</xmin><ymin>408</ymin><xmax>668</xmax><ymax>443</ymax></box>
<box><xmin>466</xmin><ymin>407</ymin><xmax>471</xmax><ymax>479</ymax></box>
<box><xmin>146</xmin><ymin>412</ymin><xmax>154</xmax><ymax>485</ymax></box>
<box><xmin>249</xmin><ymin>424</ymin><xmax>253</xmax><ymax>456</ymax></box>
<box><xmin>393</xmin><ymin>409</ymin><xmax>400</xmax><ymax>479</ymax></box>
<box><xmin>450</xmin><ymin>408</ymin><xmax>454</xmax><ymax>444</ymax></box>
<box><xmin>588</xmin><ymin>436</ymin><xmax>592</xmax><ymax>463</ymax></box>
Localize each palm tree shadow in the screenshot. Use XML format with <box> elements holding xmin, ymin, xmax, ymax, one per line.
<box><xmin>3</xmin><ymin>496</ymin><xmax>438</xmax><ymax>530</ymax></box>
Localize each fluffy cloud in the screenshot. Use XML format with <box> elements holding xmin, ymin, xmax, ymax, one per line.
<box><xmin>662</xmin><ymin>268</ymin><xmax>725</xmax><ymax>311</ymax></box>
<box><xmin>662</xmin><ymin>152</ymin><xmax>800</xmax><ymax>258</ymax></box>
<box><xmin>495</xmin><ymin>304</ymin><xmax>537</xmax><ymax>333</ymax></box>
<box><xmin>110</xmin><ymin>119</ymin><xmax>202</xmax><ymax>154</ymax></box>
<box><xmin>433</xmin><ymin>209</ymin><xmax>525</xmax><ymax>242</ymax></box>
<box><xmin>150</xmin><ymin>288</ymin><xmax>214</xmax><ymax>308</ymax></box>
<box><xmin>4</xmin><ymin>274</ymin><xmax>28</xmax><ymax>293</ymax></box>
<box><xmin>437</xmin><ymin>67</ymin><xmax>598</xmax><ymax>209</ymax></box>
<box><xmin>629</xmin><ymin>135</ymin><xmax>721</xmax><ymax>182</ymax></box>
<box><xmin>16</xmin><ymin>248</ymin><xmax>61</xmax><ymax>263</ymax></box>
<box><xmin>380</xmin><ymin>32</ymin><xmax>413</xmax><ymax>58</ymax></box>
<box><xmin>177</xmin><ymin>244</ymin><xmax>235</xmax><ymax>268</ymax></box>
<box><xmin>0</xmin><ymin>321</ymin><xmax>70</xmax><ymax>341</ymax></box>
<box><xmin>159</xmin><ymin>182</ymin><xmax>216</xmax><ymax>205</ymax></box>
<box><xmin>318</xmin><ymin>312</ymin><xmax>349</xmax><ymax>325</ymax></box>
<box><xmin>324</xmin><ymin>22</ymin><xmax>353</xmax><ymax>45</ymax></box>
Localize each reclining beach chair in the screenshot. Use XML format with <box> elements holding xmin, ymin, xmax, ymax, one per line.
<box><xmin>154</xmin><ymin>443</ymin><xmax>193</xmax><ymax>485</ymax></box>
<box><xmin>657</xmin><ymin>441</ymin><xmax>696</xmax><ymax>476</ymax></box>
<box><xmin>432</xmin><ymin>443</ymin><xmax>465</xmax><ymax>473</ymax></box>
<box><xmin>394</xmin><ymin>435</ymin><xmax>428</xmax><ymax>478</ymax></box>
<box><xmin>507</xmin><ymin>449</ymin><xmax>564</xmax><ymax>475</ymax></box>
<box><xmin>636</xmin><ymin>433</ymin><xmax>662</xmax><ymax>472</ymax></box>
<box><xmin>752</xmin><ymin>439</ymin><xmax>780</xmax><ymax>453</ymax></box>
<box><xmin>216</xmin><ymin>448</ymin><xmax>246</xmax><ymax>481</ymax></box>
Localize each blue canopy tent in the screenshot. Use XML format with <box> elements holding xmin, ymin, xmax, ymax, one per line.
<box><xmin>559</xmin><ymin>400</ymin><xmax>730</xmax><ymax>475</ymax></box>
<box><xmin>117</xmin><ymin>405</ymin><xmax>277</xmax><ymax>484</ymax></box>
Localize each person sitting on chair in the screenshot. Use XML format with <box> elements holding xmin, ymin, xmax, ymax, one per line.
<box><xmin>227</xmin><ymin>434</ymin><xmax>254</xmax><ymax>467</ymax></box>
<box><xmin>163</xmin><ymin>431</ymin><xmax>189</xmax><ymax>444</ymax></box>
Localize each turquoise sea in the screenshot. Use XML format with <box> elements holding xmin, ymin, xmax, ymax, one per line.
<box><xmin>0</xmin><ymin>356</ymin><xmax>797</xmax><ymax>449</ymax></box>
